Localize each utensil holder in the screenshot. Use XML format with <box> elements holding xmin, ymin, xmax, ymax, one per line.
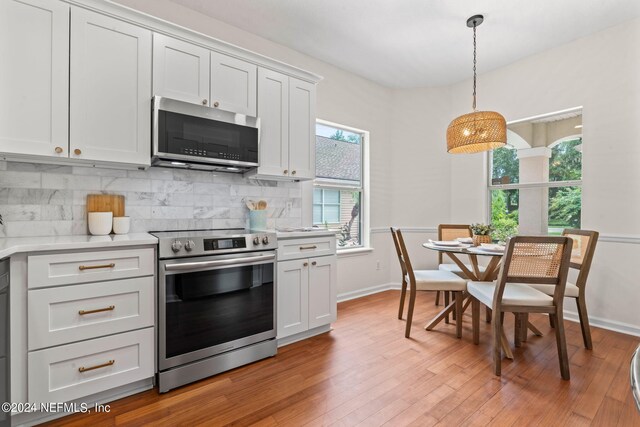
<box><xmin>249</xmin><ymin>210</ymin><xmax>267</xmax><ymax>231</ymax></box>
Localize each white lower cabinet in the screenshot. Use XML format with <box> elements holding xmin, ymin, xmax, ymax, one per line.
<box><xmin>28</xmin><ymin>328</ymin><xmax>154</xmax><ymax>404</ymax></box>
<box><xmin>276</xmin><ymin>235</ymin><xmax>337</xmax><ymax>340</ymax></box>
<box><xmin>28</xmin><ymin>276</ymin><xmax>154</xmax><ymax>350</ymax></box>
<box><xmin>21</xmin><ymin>246</ymin><xmax>156</xmax><ymax>409</ymax></box>
<box><xmin>277</xmin><ymin>259</ymin><xmax>309</xmax><ymax>338</ymax></box>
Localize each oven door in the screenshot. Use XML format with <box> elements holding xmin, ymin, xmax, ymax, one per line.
<box><xmin>153</xmin><ymin>96</ymin><xmax>259</xmax><ymax>168</ymax></box>
<box><xmin>158</xmin><ymin>251</ymin><xmax>276</xmax><ymax>371</ymax></box>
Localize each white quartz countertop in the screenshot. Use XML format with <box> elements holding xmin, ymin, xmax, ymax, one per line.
<box><xmin>274</xmin><ymin>229</ymin><xmax>337</xmax><ymax>239</ymax></box>
<box><xmin>0</xmin><ymin>233</ymin><xmax>158</xmax><ymax>259</ymax></box>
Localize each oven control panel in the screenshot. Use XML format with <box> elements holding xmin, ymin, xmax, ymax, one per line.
<box><xmin>204</xmin><ymin>237</ymin><xmax>246</xmax><ymax>251</ymax></box>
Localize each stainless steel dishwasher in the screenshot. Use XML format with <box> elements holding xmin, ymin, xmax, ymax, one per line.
<box><xmin>0</xmin><ymin>258</ymin><xmax>8</xmax><ymax>427</ymax></box>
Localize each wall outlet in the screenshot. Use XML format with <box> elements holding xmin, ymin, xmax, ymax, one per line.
<box><xmin>376</xmin><ymin>260</ymin><xmax>381</xmax><ymax>270</ymax></box>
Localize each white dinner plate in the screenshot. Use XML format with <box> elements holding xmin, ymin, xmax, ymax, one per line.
<box><xmin>456</xmin><ymin>237</ymin><xmax>473</xmax><ymax>244</ymax></box>
<box><xmin>429</xmin><ymin>240</ymin><xmax>461</xmax><ymax>247</ymax></box>
<box><xmin>467</xmin><ymin>247</ymin><xmax>504</xmax><ymax>255</ymax></box>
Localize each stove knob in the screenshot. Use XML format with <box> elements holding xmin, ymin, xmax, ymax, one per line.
<box><xmin>253</xmin><ymin>236</ymin><xmax>260</xmax><ymax>245</ymax></box>
<box><xmin>262</xmin><ymin>236</ymin><xmax>269</xmax><ymax>245</ymax></box>
<box><xmin>171</xmin><ymin>240</ymin><xmax>183</xmax><ymax>253</ymax></box>
<box><xmin>184</xmin><ymin>240</ymin><xmax>195</xmax><ymax>251</ymax></box>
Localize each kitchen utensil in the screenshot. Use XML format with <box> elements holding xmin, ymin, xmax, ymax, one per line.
<box><xmin>245</xmin><ymin>199</ymin><xmax>257</xmax><ymax>210</ymax></box>
<box><xmin>113</xmin><ymin>216</ymin><xmax>131</xmax><ymax>234</ymax></box>
<box><xmin>88</xmin><ymin>212</ymin><xmax>113</xmax><ymax>235</ymax></box>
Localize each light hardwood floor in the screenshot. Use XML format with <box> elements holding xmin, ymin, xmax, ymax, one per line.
<box><xmin>44</xmin><ymin>290</ymin><xmax>640</xmax><ymax>426</ymax></box>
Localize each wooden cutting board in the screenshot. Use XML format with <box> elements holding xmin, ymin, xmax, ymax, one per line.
<box><xmin>86</xmin><ymin>194</ymin><xmax>125</xmax><ymax>217</ymax></box>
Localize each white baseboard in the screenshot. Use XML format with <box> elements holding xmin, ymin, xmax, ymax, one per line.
<box><xmin>337</xmin><ymin>283</ymin><xmax>396</xmax><ymax>302</ymax></box>
<box><xmin>564</xmin><ymin>310</ymin><xmax>640</xmax><ymax>337</ymax></box>
<box><xmin>339</xmin><ymin>282</ymin><xmax>640</xmax><ymax>338</ymax></box>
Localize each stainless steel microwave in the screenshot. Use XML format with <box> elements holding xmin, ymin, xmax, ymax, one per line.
<box><xmin>152</xmin><ymin>96</ymin><xmax>260</xmax><ymax>172</ymax></box>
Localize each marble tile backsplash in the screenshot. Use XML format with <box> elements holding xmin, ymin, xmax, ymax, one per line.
<box><xmin>0</xmin><ymin>161</ymin><xmax>302</xmax><ymax>237</ymax></box>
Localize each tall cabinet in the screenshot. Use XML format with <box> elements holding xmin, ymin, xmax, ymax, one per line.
<box><xmin>247</xmin><ymin>69</ymin><xmax>317</xmax><ymax>181</ymax></box>
<box><xmin>70</xmin><ymin>8</ymin><xmax>152</xmax><ymax>165</ymax></box>
<box><xmin>0</xmin><ymin>0</ymin><xmax>69</xmax><ymax>158</ymax></box>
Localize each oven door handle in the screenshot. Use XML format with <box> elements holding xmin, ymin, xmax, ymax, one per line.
<box><xmin>164</xmin><ymin>253</ymin><xmax>276</xmax><ymax>271</ymax></box>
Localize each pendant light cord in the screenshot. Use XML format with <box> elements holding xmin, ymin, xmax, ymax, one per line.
<box><xmin>472</xmin><ymin>22</ymin><xmax>477</xmax><ymax>111</ymax></box>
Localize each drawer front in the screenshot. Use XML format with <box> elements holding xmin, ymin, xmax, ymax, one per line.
<box><xmin>277</xmin><ymin>236</ymin><xmax>336</xmax><ymax>261</ymax></box>
<box><xmin>28</xmin><ymin>276</ymin><xmax>154</xmax><ymax>350</ymax></box>
<box><xmin>28</xmin><ymin>328</ymin><xmax>154</xmax><ymax>404</ymax></box>
<box><xmin>28</xmin><ymin>248</ymin><xmax>154</xmax><ymax>288</ymax></box>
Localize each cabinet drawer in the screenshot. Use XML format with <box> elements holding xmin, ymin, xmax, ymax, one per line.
<box><xmin>277</xmin><ymin>236</ymin><xmax>336</xmax><ymax>261</ymax></box>
<box><xmin>28</xmin><ymin>248</ymin><xmax>154</xmax><ymax>288</ymax></box>
<box><xmin>28</xmin><ymin>328</ymin><xmax>154</xmax><ymax>404</ymax></box>
<box><xmin>28</xmin><ymin>276</ymin><xmax>154</xmax><ymax>350</ymax></box>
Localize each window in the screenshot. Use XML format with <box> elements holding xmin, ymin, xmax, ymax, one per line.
<box><xmin>489</xmin><ymin>110</ymin><xmax>582</xmax><ymax>241</ymax></box>
<box><xmin>315</xmin><ymin>121</ymin><xmax>368</xmax><ymax>249</ymax></box>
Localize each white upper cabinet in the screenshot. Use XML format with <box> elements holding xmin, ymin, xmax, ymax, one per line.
<box><xmin>70</xmin><ymin>8</ymin><xmax>152</xmax><ymax>166</ymax></box>
<box><xmin>250</xmin><ymin>69</ymin><xmax>317</xmax><ymax>181</ymax></box>
<box><xmin>152</xmin><ymin>33</ymin><xmax>210</xmax><ymax>106</ymax></box>
<box><xmin>0</xmin><ymin>0</ymin><xmax>69</xmax><ymax>158</ymax></box>
<box><xmin>288</xmin><ymin>78</ymin><xmax>316</xmax><ymax>181</ymax></box>
<box><xmin>256</xmin><ymin>68</ymin><xmax>289</xmax><ymax>177</ymax></box>
<box><xmin>210</xmin><ymin>51</ymin><xmax>257</xmax><ymax>116</ymax></box>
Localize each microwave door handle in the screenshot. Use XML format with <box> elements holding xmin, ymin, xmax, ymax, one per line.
<box><xmin>165</xmin><ymin>253</ymin><xmax>276</xmax><ymax>271</ymax></box>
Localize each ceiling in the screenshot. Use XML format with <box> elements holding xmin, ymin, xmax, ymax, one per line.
<box><xmin>169</xmin><ymin>0</ymin><xmax>640</xmax><ymax>88</ymax></box>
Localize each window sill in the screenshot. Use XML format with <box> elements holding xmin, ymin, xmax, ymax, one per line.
<box><xmin>337</xmin><ymin>247</ymin><xmax>374</xmax><ymax>258</ymax></box>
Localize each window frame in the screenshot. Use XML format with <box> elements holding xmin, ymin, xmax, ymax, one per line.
<box><xmin>313</xmin><ymin>188</ymin><xmax>341</xmax><ymax>225</ymax></box>
<box><xmin>486</xmin><ymin>108</ymin><xmax>583</xmax><ymax>234</ymax></box>
<box><xmin>314</xmin><ymin>119</ymin><xmax>370</xmax><ymax>251</ymax></box>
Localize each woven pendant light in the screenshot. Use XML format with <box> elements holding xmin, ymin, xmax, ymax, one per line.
<box><xmin>447</xmin><ymin>15</ymin><xmax>506</xmax><ymax>154</ymax></box>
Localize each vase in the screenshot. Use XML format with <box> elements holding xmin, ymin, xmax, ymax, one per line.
<box><xmin>472</xmin><ymin>234</ymin><xmax>492</xmax><ymax>246</ymax></box>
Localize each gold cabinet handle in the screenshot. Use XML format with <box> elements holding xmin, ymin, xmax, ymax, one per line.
<box><xmin>213</xmin><ymin>101</ymin><xmax>219</xmax><ymax>107</ymax></box>
<box><xmin>303</xmin><ymin>262</ymin><xmax>308</xmax><ymax>267</ymax></box>
<box><xmin>202</xmin><ymin>99</ymin><xmax>208</xmax><ymax>105</ymax></box>
<box><xmin>54</xmin><ymin>146</ymin><xmax>63</xmax><ymax>154</ymax></box>
<box><xmin>291</xmin><ymin>170</ymin><xmax>296</xmax><ymax>175</ymax></box>
<box><xmin>311</xmin><ymin>261</ymin><xmax>317</xmax><ymax>266</ymax></box>
<box><xmin>283</xmin><ymin>169</ymin><xmax>288</xmax><ymax>175</ymax></box>
<box><xmin>78</xmin><ymin>359</ymin><xmax>115</xmax><ymax>373</ymax></box>
<box><xmin>79</xmin><ymin>305</ymin><xmax>115</xmax><ymax>315</ymax></box>
<box><xmin>300</xmin><ymin>245</ymin><xmax>317</xmax><ymax>250</ymax></box>
<box><xmin>78</xmin><ymin>263</ymin><xmax>115</xmax><ymax>271</ymax></box>
<box><xmin>74</xmin><ymin>148</ymin><xmax>82</xmax><ymax>155</ymax></box>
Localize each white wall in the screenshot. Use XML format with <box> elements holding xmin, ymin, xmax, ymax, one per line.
<box><xmin>446</xmin><ymin>18</ymin><xmax>640</xmax><ymax>333</ymax></box>
<box><xmin>113</xmin><ymin>0</ymin><xmax>396</xmax><ymax>297</ymax></box>
<box><xmin>113</xmin><ymin>1</ymin><xmax>640</xmax><ymax>333</ymax></box>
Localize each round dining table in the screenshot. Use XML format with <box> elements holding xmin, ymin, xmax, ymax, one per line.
<box><xmin>422</xmin><ymin>242</ymin><xmax>504</xmax><ymax>282</ymax></box>
<box><xmin>422</xmin><ymin>241</ymin><xmax>543</xmax><ymax>358</ymax></box>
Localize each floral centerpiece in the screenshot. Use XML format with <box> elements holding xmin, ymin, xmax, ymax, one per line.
<box><xmin>470</xmin><ymin>223</ymin><xmax>494</xmax><ymax>246</ymax></box>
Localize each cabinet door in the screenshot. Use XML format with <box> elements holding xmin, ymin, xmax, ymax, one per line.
<box><xmin>70</xmin><ymin>8</ymin><xmax>152</xmax><ymax>166</ymax></box>
<box><xmin>308</xmin><ymin>255</ymin><xmax>337</xmax><ymax>329</ymax></box>
<box><xmin>288</xmin><ymin>78</ymin><xmax>316</xmax><ymax>180</ymax></box>
<box><xmin>0</xmin><ymin>0</ymin><xmax>69</xmax><ymax>158</ymax></box>
<box><xmin>153</xmin><ymin>33</ymin><xmax>210</xmax><ymax>106</ymax></box>
<box><xmin>276</xmin><ymin>259</ymin><xmax>309</xmax><ymax>339</ymax></box>
<box><xmin>256</xmin><ymin>68</ymin><xmax>289</xmax><ymax>177</ymax></box>
<box><xmin>210</xmin><ymin>51</ymin><xmax>257</xmax><ymax>116</ymax></box>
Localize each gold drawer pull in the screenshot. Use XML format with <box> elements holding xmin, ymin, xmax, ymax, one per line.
<box><xmin>299</xmin><ymin>245</ymin><xmax>317</xmax><ymax>250</ymax></box>
<box><xmin>78</xmin><ymin>359</ymin><xmax>115</xmax><ymax>373</ymax></box>
<box><xmin>78</xmin><ymin>263</ymin><xmax>115</xmax><ymax>271</ymax></box>
<box><xmin>79</xmin><ymin>305</ymin><xmax>115</xmax><ymax>316</ymax></box>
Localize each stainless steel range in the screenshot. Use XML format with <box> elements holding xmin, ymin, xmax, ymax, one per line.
<box><xmin>151</xmin><ymin>229</ymin><xmax>278</xmax><ymax>393</ymax></box>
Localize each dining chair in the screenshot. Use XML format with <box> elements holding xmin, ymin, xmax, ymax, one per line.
<box><xmin>528</xmin><ymin>229</ymin><xmax>599</xmax><ymax>349</ymax></box>
<box><xmin>391</xmin><ymin>227</ymin><xmax>468</xmax><ymax>338</ymax></box>
<box><xmin>468</xmin><ymin>236</ymin><xmax>574</xmax><ymax>379</ymax></box>
<box><xmin>436</xmin><ymin>224</ymin><xmax>486</xmax><ymax>306</ymax></box>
